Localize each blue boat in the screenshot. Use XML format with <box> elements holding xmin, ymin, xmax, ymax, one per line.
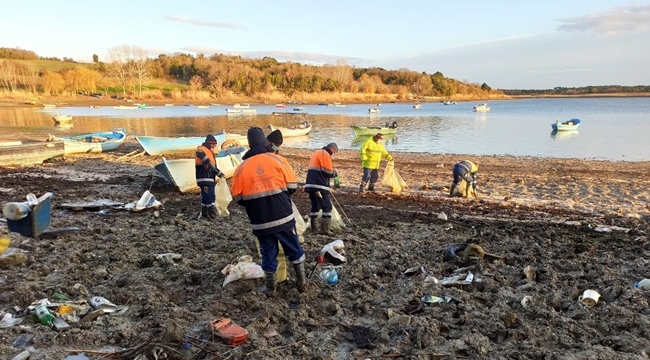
<box><xmin>551</xmin><ymin>118</ymin><xmax>581</xmax><ymax>131</ymax></box>
<box><xmin>154</xmin><ymin>146</ymin><xmax>247</xmax><ymax>193</ymax></box>
<box><xmin>49</xmin><ymin>129</ymin><xmax>126</xmax><ymax>155</ymax></box>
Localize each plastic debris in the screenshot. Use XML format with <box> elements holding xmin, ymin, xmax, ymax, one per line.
<box><xmin>403</xmin><ymin>265</ymin><xmax>425</xmax><ymax>277</ymax></box>
<box><xmin>0</xmin><ymin>313</ymin><xmax>23</xmax><ymax>328</ymax></box>
<box><xmin>320</xmin><ymin>268</ymin><xmax>339</xmax><ymax>284</ymax></box>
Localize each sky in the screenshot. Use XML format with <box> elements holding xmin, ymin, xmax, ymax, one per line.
<box><xmin>2</xmin><ymin>0</ymin><xmax>649</xmax><ymax>89</ymax></box>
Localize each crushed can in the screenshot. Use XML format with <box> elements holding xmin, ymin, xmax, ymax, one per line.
<box><xmin>210</xmin><ymin>318</ymin><xmax>248</xmax><ymax>346</ymax></box>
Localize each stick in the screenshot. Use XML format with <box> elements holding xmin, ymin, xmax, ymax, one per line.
<box><xmin>117</xmin><ymin>150</ymin><xmax>139</xmax><ymax>161</ymax></box>
<box><xmin>330</xmin><ymin>192</ymin><xmax>352</xmax><ymax>226</ymax></box>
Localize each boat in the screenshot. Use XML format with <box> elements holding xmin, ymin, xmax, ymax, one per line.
<box><xmin>226</xmin><ymin>109</ymin><xmax>241</xmax><ymax>114</ymax></box>
<box><xmin>113</xmin><ymin>105</ymin><xmax>138</xmax><ymax>110</ymax></box>
<box><xmin>135</xmin><ymin>132</ymin><xmax>247</xmax><ymax>155</ymax></box>
<box><xmin>52</xmin><ymin>114</ymin><xmax>72</xmax><ymax>124</ymax></box>
<box><xmin>473</xmin><ymin>103</ymin><xmax>490</xmax><ymax>112</ymax></box>
<box><xmin>241</xmin><ymin>109</ymin><xmax>257</xmax><ymax>114</ymax></box>
<box><xmin>197</xmin><ymin>105</ymin><xmax>209</xmax><ymax>109</ymax></box>
<box><xmin>48</xmin><ymin>129</ymin><xmax>127</xmax><ymax>155</ymax></box>
<box><xmin>276</xmin><ymin>103</ymin><xmax>286</xmax><ymax>108</ymax></box>
<box><xmin>443</xmin><ymin>100</ymin><xmax>457</xmax><ymax>105</ymax></box>
<box><xmin>413</xmin><ymin>103</ymin><xmax>421</xmax><ymax>109</ymax></box>
<box><xmin>293</xmin><ymin>107</ymin><xmax>305</xmax><ymax>111</ymax></box>
<box><xmin>232</xmin><ymin>103</ymin><xmax>250</xmax><ymax>109</ymax></box>
<box><xmin>0</xmin><ymin>141</ymin><xmax>65</xmax><ymax>166</ymax></box>
<box><xmin>43</xmin><ymin>104</ymin><xmax>56</xmax><ymax>108</ymax></box>
<box><xmin>272</xmin><ymin>111</ymin><xmax>308</xmax><ymax>116</ymax></box>
<box><xmin>552</xmin><ymin>118</ymin><xmax>582</xmax><ymax>131</ymax></box>
<box><xmin>268</xmin><ymin>121</ymin><xmax>312</xmax><ymax>137</ymax></box>
<box><xmin>351</xmin><ymin>121</ymin><xmax>398</xmax><ymax>137</ymax></box>
<box><xmin>154</xmin><ymin>146</ymin><xmax>247</xmax><ymax>193</ymax></box>
<box><xmin>368</xmin><ymin>108</ymin><xmax>381</xmax><ymax>114</ymax></box>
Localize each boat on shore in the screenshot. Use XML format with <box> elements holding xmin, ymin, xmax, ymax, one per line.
<box><xmin>473</xmin><ymin>103</ymin><xmax>490</xmax><ymax>112</ymax></box>
<box><xmin>351</xmin><ymin>121</ymin><xmax>398</xmax><ymax>136</ymax></box>
<box><xmin>0</xmin><ymin>141</ymin><xmax>65</xmax><ymax>166</ymax></box>
<box><xmin>154</xmin><ymin>146</ymin><xmax>247</xmax><ymax>193</ymax></box>
<box><xmin>552</xmin><ymin>118</ymin><xmax>581</xmax><ymax>131</ymax></box>
<box><xmin>368</xmin><ymin>108</ymin><xmax>381</xmax><ymax>114</ymax></box>
<box><xmin>135</xmin><ymin>132</ymin><xmax>247</xmax><ymax>155</ymax></box>
<box><xmin>269</xmin><ymin>121</ymin><xmax>312</xmax><ymax>137</ymax></box>
<box><xmin>48</xmin><ymin>129</ymin><xmax>127</xmax><ymax>155</ymax></box>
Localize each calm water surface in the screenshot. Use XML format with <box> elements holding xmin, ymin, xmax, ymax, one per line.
<box><xmin>1</xmin><ymin>97</ymin><xmax>648</xmax><ymax>161</ymax></box>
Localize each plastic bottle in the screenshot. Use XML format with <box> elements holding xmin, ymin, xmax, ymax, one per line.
<box><xmin>634</xmin><ymin>278</ymin><xmax>650</xmax><ymax>290</ymax></box>
<box><xmin>34</xmin><ymin>304</ymin><xmax>54</xmax><ymax>326</ymax></box>
<box><xmin>2</xmin><ymin>202</ymin><xmax>31</xmax><ymax>220</ymax></box>
<box><xmin>26</xmin><ymin>193</ymin><xmax>38</xmax><ymax>206</ymax></box>
<box><xmin>320</xmin><ymin>268</ymin><xmax>339</xmax><ymax>284</ymax></box>
<box><xmin>333</xmin><ymin>176</ymin><xmax>340</xmax><ymax>188</ymax></box>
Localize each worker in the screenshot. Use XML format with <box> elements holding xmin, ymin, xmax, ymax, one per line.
<box><xmin>304</xmin><ymin>143</ymin><xmax>339</xmax><ymax>235</ymax></box>
<box><xmin>449</xmin><ymin>160</ymin><xmax>479</xmax><ymax>198</ymax></box>
<box><xmin>230</xmin><ymin>127</ymin><xmax>306</xmax><ymax>295</ymax></box>
<box><xmin>267</xmin><ymin>129</ymin><xmax>283</xmax><ymax>154</ymax></box>
<box><xmin>359</xmin><ymin>133</ymin><xmax>393</xmax><ymax>192</ymax></box>
<box><xmin>195</xmin><ymin>134</ymin><xmax>225</xmax><ymax>219</ymax></box>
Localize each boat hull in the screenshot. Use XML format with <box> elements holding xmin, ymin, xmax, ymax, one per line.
<box><xmin>551</xmin><ymin>119</ymin><xmax>581</xmax><ymax>131</ymax></box>
<box><xmin>52</xmin><ymin>129</ymin><xmax>126</xmax><ymax>155</ymax></box>
<box><xmin>0</xmin><ymin>142</ymin><xmax>65</xmax><ymax>166</ymax></box>
<box><xmin>269</xmin><ymin>124</ymin><xmax>312</xmax><ymax>137</ymax></box>
<box><xmin>154</xmin><ymin>146</ymin><xmax>247</xmax><ymax>193</ymax></box>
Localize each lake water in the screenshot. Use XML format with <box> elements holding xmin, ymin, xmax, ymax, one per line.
<box><xmin>1</xmin><ymin>97</ymin><xmax>648</xmax><ymax>161</ymax></box>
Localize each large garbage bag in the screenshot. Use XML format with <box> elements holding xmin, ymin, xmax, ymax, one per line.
<box><xmin>215</xmin><ymin>178</ymin><xmax>233</xmax><ymax>217</ymax></box>
<box><xmin>308</xmin><ymin>206</ymin><xmax>346</xmax><ymax>232</ymax></box>
<box><xmin>381</xmin><ymin>161</ymin><xmax>408</xmax><ymax>193</ymax></box>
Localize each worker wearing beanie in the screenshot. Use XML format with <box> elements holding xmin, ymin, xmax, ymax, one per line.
<box><xmin>195</xmin><ymin>134</ymin><xmax>225</xmax><ymax>219</ymax></box>
<box><xmin>267</xmin><ymin>129</ymin><xmax>283</xmax><ymax>154</ymax></box>
<box><xmin>231</xmin><ymin>127</ymin><xmax>306</xmax><ymax>296</ymax></box>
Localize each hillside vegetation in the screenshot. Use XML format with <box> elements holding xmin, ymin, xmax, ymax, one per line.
<box><xmin>0</xmin><ymin>46</ymin><xmax>503</xmax><ymax>102</ymax></box>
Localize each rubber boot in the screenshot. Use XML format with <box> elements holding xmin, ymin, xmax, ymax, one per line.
<box><xmin>321</xmin><ymin>218</ymin><xmax>332</xmax><ymax>236</ymax></box>
<box><xmin>368</xmin><ymin>183</ymin><xmax>375</xmax><ymax>192</ymax></box>
<box><xmin>262</xmin><ymin>272</ymin><xmax>276</xmax><ymax>297</ymax></box>
<box><xmin>207</xmin><ymin>205</ymin><xmax>218</xmax><ymax>219</ymax></box>
<box><xmin>293</xmin><ymin>262</ymin><xmax>306</xmax><ymax>293</ymax></box>
<box><xmin>310</xmin><ymin>216</ymin><xmax>320</xmax><ymax>234</ymax></box>
<box><xmin>200</xmin><ymin>205</ymin><xmax>208</xmax><ymax>219</ymax></box>
<box><xmin>449</xmin><ymin>183</ymin><xmax>457</xmax><ymax>197</ymax></box>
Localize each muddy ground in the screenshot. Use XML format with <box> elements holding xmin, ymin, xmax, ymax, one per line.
<box><xmin>1</xmin><ymin>138</ymin><xmax>650</xmax><ymax>360</ymax></box>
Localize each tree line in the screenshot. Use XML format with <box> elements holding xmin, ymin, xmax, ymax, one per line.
<box><xmin>0</xmin><ymin>46</ymin><xmax>498</xmax><ymax>99</ymax></box>
<box><xmin>503</xmin><ymin>85</ymin><xmax>650</xmax><ymax>96</ymax></box>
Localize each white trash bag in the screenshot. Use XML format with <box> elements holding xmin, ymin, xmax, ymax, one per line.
<box><xmin>221</xmin><ymin>255</ymin><xmax>264</xmax><ymax>287</ymax></box>
<box><xmin>215</xmin><ymin>178</ymin><xmax>233</xmax><ymax>217</ymax></box>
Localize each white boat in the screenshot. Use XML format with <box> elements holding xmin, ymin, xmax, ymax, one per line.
<box><xmin>49</xmin><ymin>129</ymin><xmax>127</xmax><ymax>155</ymax></box>
<box><xmin>154</xmin><ymin>146</ymin><xmax>247</xmax><ymax>193</ymax></box>
<box><xmin>197</xmin><ymin>105</ymin><xmax>209</xmax><ymax>109</ymax></box>
<box><xmin>52</xmin><ymin>114</ymin><xmax>72</xmax><ymax>124</ymax></box>
<box><xmin>113</xmin><ymin>105</ymin><xmax>138</xmax><ymax>110</ymax></box>
<box><xmin>552</xmin><ymin>118</ymin><xmax>581</xmax><ymax>131</ymax></box>
<box><xmin>368</xmin><ymin>108</ymin><xmax>381</xmax><ymax>114</ymax></box>
<box><xmin>232</xmin><ymin>103</ymin><xmax>250</xmax><ymax>109</ymax></box>
<box><xmin>473</xmin><ymin>103</ymin><xmax>490</xmax><ymax>112</ymax></box>
<box><xmin>443</xmin><ymin>100</ymin><xmax>457</xmax><ymax>105</ymax></box>
<box><xmin>269</xmin><ymin>121</ymin><xmax>312</xmax><ymax>137</ymax></box>
<box><xmin>413</xmin><ymin>103</ymin><xmax>421</xmax><ymax>109</ymax></box>
<box><xmin>226</xmin><ymin>109</ymin><xmax>241</xmax><ymax>114</ymax></box>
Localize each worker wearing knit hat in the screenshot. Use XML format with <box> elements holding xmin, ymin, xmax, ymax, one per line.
<box><xmin>247</xmin><ymin>127</ymin><xmax>267</xmax><ymax>148</ymax></box>
<box><xmin>195</xmin><ymin>134</ymin><xmax>225</xmax><ymax>220</ymax></box>
<box><xmin>267</xmin><ymin>129</ymin><xmax>283</xmax><ymax>154</ymax></box>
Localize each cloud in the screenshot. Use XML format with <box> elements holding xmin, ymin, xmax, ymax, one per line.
<box><xmin>164</xmin><ymin>16</ymin><xmax>246</xmax><ymax>29</ymax></box>
<box><xmin>557</xmin><ymin>4</ymin><xmax>650</xmax><ymax>34</ymax></box>
<box><xmin>180</xmin><ymin>46</ymin><xmax>363</xmax><ymax>65</ymax></box>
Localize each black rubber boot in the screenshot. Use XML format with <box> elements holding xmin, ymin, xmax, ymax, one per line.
<box><xmin>207</xmin><ymin>205</ymin><xmax>218</xmax><ymax>219</ymax></box>
<box><xmin>321</xmin><ymin>218</ymin><xmax>333</xmax><ymax>235</ymax></box>
<box><xmin>200</xmin><ymin>206</ymin><xmax>208</xmax><ymax>219</ymax></box>
<box><xmin>310</xmin><ymin>216</ymin><xmax>320</xmax><ymax>234</ymax></box>
<box><xmin>262</xmin><ymin>272</ymin><xmax>276</xmax><ymax>297</ymax></box>
<box><xmin>293</xmin><ymin>262</ymin><xmax>306</xmax><ymax>293</ymax></box>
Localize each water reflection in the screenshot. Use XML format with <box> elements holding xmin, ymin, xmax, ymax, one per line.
<box><xmin>550</xmin><ymin>129</ymin><xmax>579</xmax><ymax>141</ymax></box>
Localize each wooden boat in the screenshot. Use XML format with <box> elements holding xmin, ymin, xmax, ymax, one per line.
<box><xmin>0</xmin><ymin>141</ymin><xmax>65</xmax><ymax>166</ymax></box>
<box><xmin>368</xmin><ymin>108</ymin><xmax>381</xmax><ymax>114</ymax></box>
<box><xmin>154</xmin><ymin>146</ymin><xmax>247</xmax><ymax>193</ymax></box>
<box><xmin>52</xmin><ymin>114</ymin><xmax>72</xmax><ymax>124</ymax></box>
<box><xmin>473</xmin><ymin>103</ymin><xmax>490</xmax><ymax>112</ymax></box>
<box><xmin>351</xmin><ymin>121</ymin><xmax>398</xmax><ymax>136</ymax></box>
<box><xmin>135</xmin><ymin>132</ymin><xmax>247</xmax><ymax>155</ymax></box>
<box><xmin>552</xmin><ymin>118</ymin><xmax>581</xmax><ymax>131</ymax></box>
<box><xmin>48</xmin><ymin>129</ymin><xmax>127</xmax><ymax>155</ymax></box>
<box><xmin>269</xmin><ymin>122</ymin><xmax>312</xmax><ymax>137</ymax></box>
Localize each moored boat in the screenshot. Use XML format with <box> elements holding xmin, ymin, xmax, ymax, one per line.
<box><xmin>135</xmin><ymin>132</ymin><xmax>247</xmax><ymax>155</ymax></box>
<box><xmin>154</xmin><ymin>146</ymin><xmax>247</xmax><ymax>193</ymax></box>
<box><xmin>473</xmin><ymin>103</ymin><xmax>490</xmax><ymax>112</ymax></box>
<box><xmin>551</xmin><ymin>118</ymin><xmax>581</xmax><ymax>131</ymax></box>
<box><xmin>413</xmin><ymin>103</ymin><xmax>421</xmax><ymax>109</ymax></box>
<box><xmin>232</xmin><ymin>103</ymin><xmax>250</xmax><ymax>109</ymax></box>
<box><xmin>368</xmin><ymin>108</ymin><xmax>381</xmax><ymax>114</ymax></box>
<box><xmin>351</xmin><ymin>121</ymin><xmax>398</xmax><ymax>136</ymax></box>
<box><xmin>48</xmin><ymin>129</ymin><xmax>127</xmax><ymax>155</ymax></box>
<box><xmin>268</xmin><ymin>121</ymin><xmax>312</xmax><ymax>137</ymax></box>
<box><xmin>52</xmin><ymin>114</ymin><xmax>72</xmax><ymax>124</ymax></box>
<box><xmin>0</xmin><ymin>141</ymin><xmax>65</xmax><ymax>166</ymax></box>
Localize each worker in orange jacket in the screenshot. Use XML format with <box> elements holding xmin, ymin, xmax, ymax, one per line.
<box><xmin>230</xmin><ymin>127</ymin><xmax>306</xmax><ymax>296</ymax></box>
<box><xmin>304</xmin><ymin>143</ymin><xmax>339</xmax><ymax>235</ymax></box>
<box><xmin>195</xmin><ymin>135</ymin><xmax>225</xmax><ymax>219</ymax></box>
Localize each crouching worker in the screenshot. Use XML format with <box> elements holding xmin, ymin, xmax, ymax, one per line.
<box><xmin>195</xmin><ymin>135</ymin><xmax>225</xmax><ymax>219</ymax></box>
<box><xmin>231</xmin><ymin>127</ymin><xmax>307</xmax><ymax>296</ymax></box>
<box><xmin>304</xmin><ymin>142</ymin><xmax>339</xmax><ymax>235</ymax></box>
<box><xmin>449</xmin><ymin>160</ymin><xmax>478</xmax><ymax>198</ymax></box>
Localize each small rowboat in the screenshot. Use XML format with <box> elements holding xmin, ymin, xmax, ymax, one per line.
<box><xmin>48</xmin><ymin>129</ymin><xmax>127</xmax><ymax>155</ymax></box>
<box><xmin>552</xmin><ymin>118</ymin><xmax>581</xmax><ymax>131</ymax></box>
<box><xmin>269</xmin><ymin>122</ymin><xmax>312</xmax><ymax>137</ymax></box>
<box><xmin>351</xmin><ymin>121</ymin><xmax>398</xmax><ymax>137</ymax></box>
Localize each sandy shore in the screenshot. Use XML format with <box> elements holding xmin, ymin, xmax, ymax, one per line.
<box><xmin>1</xmin><ymin>138</ymin><xmax>650</xmax><ymax>359</ymax></box>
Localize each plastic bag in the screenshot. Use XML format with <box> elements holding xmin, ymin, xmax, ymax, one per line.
<box><xmin>453</xmin><ymin>179</ymin><xmax>476</xmax><ymax>198</ymax></box>
<box><xmin>381</xmin><ymin>161</ymin><xmax>408</xmax><ymax>193</ymax></box>
<box><xmin>215</xmin><ymin>178</ymin><xmax>233</xmax><ymax>217</ymax></box>
<box><xmin>221</xmin><ymin>256</ymin><xmax>264</xmax><ymax>287</ymax></box>
<box><xmin>293</xmin><ymin>201</ymin><xmax>307</xmax><ymax>237</ymax></box>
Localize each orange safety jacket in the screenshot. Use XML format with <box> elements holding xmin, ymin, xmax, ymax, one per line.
<box><xmin>195</xmin><ymin>145</ymin><xmax>221</xmax><ymax>185</ymax></box>
<box><xmin>304</xmin><ymin>147</ymin><xmax>336</xmax><ymax>193</ymax></box>
<box><xmin>230</xmin><ymin>152</ymin><xmax>298</xmax><ymax>235</ymax></box>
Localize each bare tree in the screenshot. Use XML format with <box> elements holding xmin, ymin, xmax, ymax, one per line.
<box><xmin>106</xmin><ymin>45</ymin><xmax>131</xmax><ymax>96</ymax></box>
<box><xmin>0</xmin><ymin>60</ymin><xmax>18</xmax><ymax>92</ymax></box>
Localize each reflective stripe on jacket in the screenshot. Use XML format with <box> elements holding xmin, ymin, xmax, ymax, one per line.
<box><xmin>304</xmin><ymin>147</ymin><xmax>336</xmax><ymax>193</ymax></box>
<box><xmin>230</xmin><ymin>152</ymin><xmax>298</xmax><ymax>235</ymax></box>
<box><xmin>360</xmin><ymin>137</ymin><xmax>393</xmax><ymax>169</ymax></box>
<box><xmin>458</xmin><ymin>160</ymin><xmax>478</xmax><ymax>174</ymax></box>
<box><xmin>195</xmin><ymin>145</ymin><xmax>218</xmax><ymax>185</ymax></box>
